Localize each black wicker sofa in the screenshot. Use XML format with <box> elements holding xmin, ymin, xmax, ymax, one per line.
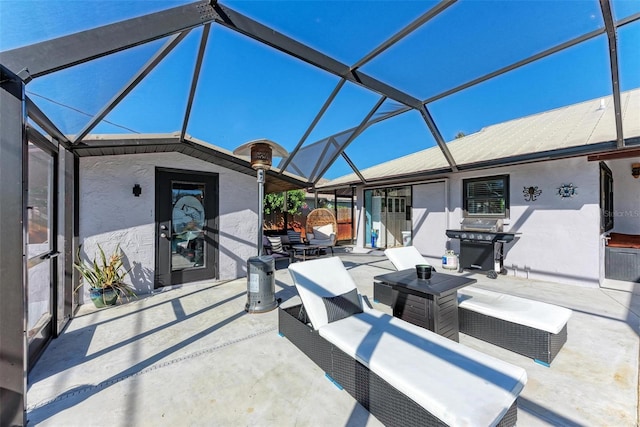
<box><xmin>281</xmin><ymin>257</ymin><xmax>527</xmax><ymax>427</ymax></box>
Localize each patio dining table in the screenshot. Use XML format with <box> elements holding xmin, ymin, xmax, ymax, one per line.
<box><xmin>291</xmin><ymin>244</ymin><xmax>333</xmax><ymax>261</ymax></box>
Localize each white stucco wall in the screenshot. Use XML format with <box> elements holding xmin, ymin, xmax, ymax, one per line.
<box><xmin>78</xmin><ymin>152</ymin><xmax>258</xmax><ymax>299</ymax></box>
<box><xmin>412</xmin><ymin>181</ymin><xmax>448</xmax><ymax>261</ymax></box>
<box><xmin>445</xmin><ymin>158</ymin><xmax>601</xmax><ymax>287</ymax></box>
<box><xmin>354</xmin><ymin>156</ymin><xmax>606</xmax><ymax>287</ymax></box>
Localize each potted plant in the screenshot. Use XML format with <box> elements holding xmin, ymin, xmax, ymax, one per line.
<box><xmin>74</xmin><ymin>243</ymin><xmax>136</xmax><ymax>308</ymax></box>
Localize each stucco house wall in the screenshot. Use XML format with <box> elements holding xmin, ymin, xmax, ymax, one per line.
<box><xmin>352</xmin><ymin>156</ymin><xmax>608</xmax><ymax>287</ymax></box>
<box><xmin>78</xmin><ymin>152</ymin><xmax>258</xmax><ymax>299</ymax></box>
<box><xmin>446</xmin><ymin>157</ymin><xmax>601</xmax><ymax>287</ymax></box>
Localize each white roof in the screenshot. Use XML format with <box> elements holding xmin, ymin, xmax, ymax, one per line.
<box><xmin>324</xmin><ymin>88</ymin><xmax>640</xmax><ymax>187</ymax></box>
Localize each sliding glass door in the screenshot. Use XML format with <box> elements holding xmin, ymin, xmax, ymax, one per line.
<box><xmin>364</xmin><ymin>186</ymin><xmax>412</xmax><ymax>249</ymax></box>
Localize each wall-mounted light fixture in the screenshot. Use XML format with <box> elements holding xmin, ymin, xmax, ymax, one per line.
<box><xmin>133</xmin><ymin>184</ymin><xmax>142</xmax><ymax>197</ymax></box>
<box><xmin>632</xmin><ymin>163</ymin><xmax>640</xmax><ymax>179</ymax></box>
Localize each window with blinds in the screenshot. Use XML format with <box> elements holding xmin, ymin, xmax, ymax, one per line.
<box><xmin>463</xmin><ymin>175</ymin><xmax>509</xmax><ymax>218</ymax></box>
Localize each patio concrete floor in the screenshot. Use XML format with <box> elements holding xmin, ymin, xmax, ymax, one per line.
<box><xmin>26</xmin><ymin>250</ymin><xmax>639</xmax><ymax>426</ymax></box>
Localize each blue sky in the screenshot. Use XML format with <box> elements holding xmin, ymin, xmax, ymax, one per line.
<box><xmin>1</xmin><ymin>0</ymin><xmax>639</xmax><ymax>179</ymax></box>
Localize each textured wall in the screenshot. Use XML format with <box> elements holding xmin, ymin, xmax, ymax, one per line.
<box><xmin>446</xmin><ymin>157</ymin><xmax>601</xmax><ymax>287</ymax></box>
<box><xmin>78</xmin><ymin>152</ymin><xmax>257</xmax><ymax>299</ymax></box>
<box><xmin>354</xmin><ymin>156</ymin><xmax>609</xmax><ymax>287</ymax></box>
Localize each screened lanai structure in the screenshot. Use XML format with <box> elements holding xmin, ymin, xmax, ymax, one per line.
<box><xmin>1</xmin><ymin>1</ymin><xmax>639</xmax><ymax>424</ymax></box>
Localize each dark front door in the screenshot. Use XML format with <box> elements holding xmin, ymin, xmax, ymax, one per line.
<box><xmin>155</xmin><ymin>168</ymin><xmax>219</xmax><ymax>287</ymax></box>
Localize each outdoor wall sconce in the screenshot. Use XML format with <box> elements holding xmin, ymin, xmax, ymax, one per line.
<box><xmin>133</xmin><ymin>184</ymin><xmax>142</xmax><ymax>197</ymax></box>
<box><xmin>632</xmin><ymin>163</ymin><xmax>640</xmax><ymax>179</ymax></box>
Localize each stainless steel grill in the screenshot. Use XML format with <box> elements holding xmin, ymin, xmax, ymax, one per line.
<box><xmin>446</xmin><ymin>218</ymin><xmax>517</xmax><ymax>279</ymax></box>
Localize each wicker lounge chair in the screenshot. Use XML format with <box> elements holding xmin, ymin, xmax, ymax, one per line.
<box><xmin>458</xmin><ymin>288</ymin><xmax>572</xmax><ymax>365</ymax></box>
<box><xmin>383</xmin><ymin>246</ymin><xmax>571</xmax><ymax>365</ymax></box>
<box><xmin>280</xmin><ymin>257</ymin><xmax>527</xmax><ymax>427</ymax></box>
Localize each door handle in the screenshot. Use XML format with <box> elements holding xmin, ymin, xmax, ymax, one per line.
<box><xmin>160</xmin><ymin>233</ymin><xmax>167</xmax><ymax>239</ymax></box>
<box><xmin>40</xmin><ymin>251</ymin><xmax>60</xmax><ymax>260</ymax></box>
<box><xmin>160</xmin><ymin>225</ymin><xmax>168</xmax><ymax>230</ymax></box>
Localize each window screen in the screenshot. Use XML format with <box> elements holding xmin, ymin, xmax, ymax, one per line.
<box><xmin>463</xmin><ymin>175</ymin><xmax>509</xmax><ymax>217</ymax></box>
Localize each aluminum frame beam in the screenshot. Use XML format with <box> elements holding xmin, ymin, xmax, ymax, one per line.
<box><xmin>210</xmin><ymin>3</ymin><xmax>423</xmax><ymax>109</ymax></box>
<box><xmin>418</xmin><ymin>105</ymin><xmax>458</xmax><ymax>172</ymax></box>
<box><xmin>181</xmin><ymin>24</ymin><xmax>211</xmax><ymax>142</ymax></box>
<box><xmin>351</xmin><ymin>0</ymin><xmax>457</xmax><ymax>70</ymax></box>
<box><xmin>313</xmin><ymin>95</ymin><xmax>388</xmax><ymax>184</ymax></box>
<box><xmin>26</xmin><ymin>96</ymin><xmax>71</xmax><ymax>148</ymax></box>
<box><xmin>278</xmin><ymin>79</ymin><xmax>347</xmax><ymax>176</ymax></box>
<box><xmin>599</xmin><ymin>0</ymin><xmax>624</xmax><ymax>148</ymax></box>
<box><xmin>296</xmin><ymin>10</ymin><xmax>640</xmax><ymax>181</ymax></box>
<box><xmin>0</xmin><ymin>1</ymin><xmax>216</xmax><ymax>79</ymax></box>
<box><xmin>72</xmin><ymin>31</ymin><xmax>190</xmax><ymax>144</ymax></box>
<box><xmin>0</xmin><ymin>65</ymin><xmax>28</xmax><ymax>427</ymax></box>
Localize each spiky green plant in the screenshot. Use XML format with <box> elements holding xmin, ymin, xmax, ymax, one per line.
<box><xmin>74</xmin><ymin>244</ymin><xmax>136</xmax><ymax>303</ymax></box>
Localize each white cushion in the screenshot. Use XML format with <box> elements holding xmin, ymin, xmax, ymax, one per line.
<box><xmin>319</xmin><ymin>309</ymin><xmax>527</xmax><ymax>427</ymax></box>
<box><xmin>458</xmin><ymin>287</ymin><xmax>572</xmax><ymax>334</ymax></box>
<box><xmin>267</xmin><ymin>236</ymin><xmax>284</xmax><ymax>252</ymax></box>
<box><xmin>384</xmin><ymin>246</ymin><xmax>431</xmax><ymax>271</ymax></box>
<box><xmin>313</xmin><ymin>224</ymin><xmax>334</xmax><ymax>240</ymax></box>
<box><xmin>288</xmin><ymin>257</ymin><xmax>370</xmax><ymax>330</ymax></box>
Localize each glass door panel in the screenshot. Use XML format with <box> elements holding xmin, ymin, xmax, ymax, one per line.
<box><xmin>171</xmin><ymin>182</ymin><xmax>206</xmax><ymax>271</ymax></box>
<box><xmin>336</xmin><ymin>195</ymin><xmax>354</xmax><ymax>243</ymax></box>
<box><xmin>26</xmin><ymin>141</ymin><xmax>55</xmax><ymax>363</ymax></box>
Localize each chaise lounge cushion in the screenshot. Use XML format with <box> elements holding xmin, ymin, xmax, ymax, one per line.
<box><xmin>288</xmin><ymin>257</ymin><xmax>369</xmax><ymax>330</ymax></box>
<box><xmin>320</xmin><ymin>309</ymin><xmax>527</xmax><ymax>427</ymax></box>
<box><xmin>288</xmin><ymin>257</ymin><xmax>527</xmax><ymax>426</ymax></box>
<box><xmin>384</xmin><ymin>246</ymin><xmax>433</xmax><ymax>270</ymax></box>
<box><xmin>458</xmin><ymin>287</ymin><xmax>572</xmax><ymax>334</ymax></box>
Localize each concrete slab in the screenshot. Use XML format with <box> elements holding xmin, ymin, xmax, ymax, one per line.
<box><xmin>26</xmin><ymin>253</ymin><xmax>638</xmax><ymax>426</ymax></box>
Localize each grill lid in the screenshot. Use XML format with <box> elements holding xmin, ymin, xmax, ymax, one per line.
<box><xmin>460</xmin><ymin>218</ymin><xmax>503</xmax><ymax>232</ymax></box>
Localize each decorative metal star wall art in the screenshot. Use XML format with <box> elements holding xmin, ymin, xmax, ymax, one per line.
<box><xmin>557</xmin><ymin>183</ymin><xmax>578</xmax><ymax>198</ymax></box>
<box><xmin>523</xmin><ymin>186</ymin><xmax>542</xmax><ymax>202</ymax></box>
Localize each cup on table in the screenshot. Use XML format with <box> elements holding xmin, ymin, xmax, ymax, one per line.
<box><xmin>416</xmin><ymin>264</ymin><xmax>432</xmax><ymax>280</ymax></box>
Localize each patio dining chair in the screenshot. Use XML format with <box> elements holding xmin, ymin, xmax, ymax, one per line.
<box><xmin>305</xmin><ymin>208</ymin><xmax>337</xmax><ymax>247</ymax></box>
<box><xmin>263</xmin><ymin>235</ymin><xmax>292</xmax><ymax>264</ymax></box>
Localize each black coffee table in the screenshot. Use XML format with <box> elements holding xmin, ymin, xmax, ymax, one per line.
<box><xmin>373</xmin><ymin>269</ymin><xmax>476</xmax><ymax>342</ymax></box>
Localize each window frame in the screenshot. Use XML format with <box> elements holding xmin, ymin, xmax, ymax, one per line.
<box><xmin>599</xmin><ymin>162</ymin><xmax>614</xmax><ymax>233</ymax></box>
<box><xmin>463</xmin><ymin>174</ymin><xmax>510</xmax><ymax>218</ymax></box>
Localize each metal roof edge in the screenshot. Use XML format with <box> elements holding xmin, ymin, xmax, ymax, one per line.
<box><xmin>74</xmin><ymin>132</ymin><xmax>310</xmax><ymax>192</ymax></box>
<box><xmin>317</xmin><ymin>137</ymin><xmax>640</xmax><ymax>191</ymax></box>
